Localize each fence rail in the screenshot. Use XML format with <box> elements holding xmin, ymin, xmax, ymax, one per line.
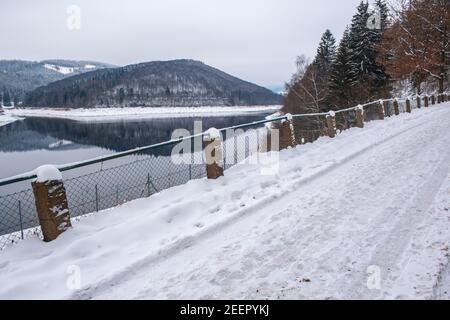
<box><xmin>0</xmin><ymin>93</ymin><xmax>448</xmax><ymax>249</ymax></box>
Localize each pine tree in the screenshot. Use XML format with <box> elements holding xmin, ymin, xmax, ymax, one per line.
<box><xmin>329</xmin><ymin>28</ymin><xmax>354</xmax><ymax>107</ymax></box>
<box><xmin>283</xmin><ymin>30</ymin><xmax>338</xmax><ymax>114</ymax></box>
<box><xmin>314</xmin><ymin>29</ymin><xmax>337</xmax><ymax>74</ymax></box>
<box><xmin>348</xmin><ymin>1</ymin><xmax>377</xmax><ymax>79</ymax></box>
<box><xmin>2</xmin><ymin>91</ymin><xmax>12</xmax><ymax>107</ymax></box>
<box><xmin>347</xmin><ymin>1</ymin><xmax>391</xmax><ymax>101</ymax></box>
<box><xmin>372</xmin><ymin>0</ymin><xmax>390</xmax><ymax>86</ymax></box>
<box><xmin>374</xmin><ymin>0</ymin><xmax>389</xmax><ymax>33</ymax></box>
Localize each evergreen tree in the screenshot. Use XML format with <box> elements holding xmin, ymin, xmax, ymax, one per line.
<box><xmin>283</xmin><ymin>29</ymin><xmax>338</xmax><ymax>114</ymax></box>
<box><xmin>346</xmin><ymin>1</ymin><xmax>391</xmax><ymax>101</ymax></box>
<box><xmin>348</xmin><ymin>1</ymin><xmax>377</xmax><ymax>79</ymax></box>
<box><xmin>13</xmin><ymin>95</ymin><xmax>19</xmax><ymax>107</ymax></box>
<box><xmin>371</xmin><ymin>0</ymin><xmax>390</xmax><ymax>86</ymax></box>
<box><xmin>329</xmin><ymin>28</ymin><xmax>354</xmax><ymax>107</ymax></box>
<box><xmin>2</xmin><ymin>91</ymin><xmax>12</xmax><ymax>107</ymax></box>
<box><xmin>374</xmin><ymin>0</ymin><xmax>389</xmax><ymax>33</ymax></box>
<box><xmin>314</xmin><ymin>29</ymin><xmax>337</xmax><ymax>74</ymax></box>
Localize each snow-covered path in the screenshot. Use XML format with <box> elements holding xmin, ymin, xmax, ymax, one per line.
<box><xmin>1</xmin><ymin>103</ymin><xmax>449</xmax><ymax>300</ymax></box>
<box><xmin>90</xmin><ymin>104</ymin><xmax>450</xmax><ymax>300</ymax></box>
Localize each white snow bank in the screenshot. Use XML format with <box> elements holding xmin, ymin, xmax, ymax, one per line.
<box><xmin>0</xmin><ymin>103</ymin><xmax>449</xmax><ymax>300</ymax></box>
<box><xmin>7</xmin><ymin>106</ymin><xmax>281</xmax><ymax>121</ymax></box>
<box><xmin>0</xmin><ymin>114</ymin><xmax>19</xmax><ymax>127</ymax></box>
<box><xmin>35</xmin><ymin>165</ymin><xmax>63</xmax><ymax>182</ymax></box>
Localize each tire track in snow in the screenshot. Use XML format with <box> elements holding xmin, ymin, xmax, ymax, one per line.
<box><xmin>68</xmin><ymin>106</ymin><xmax>450</xmax><ymax>300</ymax></box>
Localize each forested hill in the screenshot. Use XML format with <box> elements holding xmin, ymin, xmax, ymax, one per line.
<box><xmin>23</xmin><ymin>60</ymin><xmax>282</xmax><ymax>108</ymax></box>
<box><xmin>0</xmin><ymin>60</ymin><xmax>114</xmax><ymax>103</ymax></box>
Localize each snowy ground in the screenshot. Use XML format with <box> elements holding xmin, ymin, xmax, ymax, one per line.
<box><xmin>0</xmin><ymin>114</ymin><xmax>20</xmax><ymax>127</ymax></box>
<box><xmin>6</xmin><ymin>105</ymin><xmax>281</xmax><ymax>121</ymax></box>
<box><xmin>0</xmin><ymin>103</ymin><xmax>449</xmax><ymax>300</ymax></box>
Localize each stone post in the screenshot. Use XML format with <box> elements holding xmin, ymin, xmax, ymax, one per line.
<box><xmin>406</xmin><ymin>99</ymin><xmax>412</xmax><ymax>113</ymax></box>
<box><xmin>416</xmin><ymin>96</ymin><xmax>421</xmax><ymax>109</ymax></box>
<box><xmin>203</xmin><ymin>128</ymin><xmax>224</xmax><ymax>180</ymax></box>
<box><xmin>31</xmin><ymin>165</ymin><xmax>71</xmax><ymax>242</ymax></box>
<box><xmin>393</xmin><ymin>99</ymin><xmax>400</xmax><ymax>115</ymax></box>
<box><xmin>279</xmin><ymin>114</ymin><xmax>296</xmax><ymax>149</ymax></box>
<box><xmin>378</xmin><ymin>100</ymin><xmax>385</xmax><ymax>120</ymax></box>
<box><xmin>355</xmin><ymin>105</ymin><xmax>364</xmax><ymax>128</ymax></box>
<box><xmin>431</xmin><ymin>95</ymin><xmax>436</xmax><ymax>105</ymax></box>
<box><xmin>325</xmin><ymin>111</ymin><xmax>337</xmax><ymax>138</ymax></box>
<box><xmin>424</xmin><ymin>96</ymin><xmax>429</xmax><ymax>108</ymax></box>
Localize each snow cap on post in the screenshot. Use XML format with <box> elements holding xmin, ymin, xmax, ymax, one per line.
<box><xmin>327</xmin><ymin>110</ymin><xmax>335</xmax><ymax>118</ymax></box>
<box><xmin>35</xmin><ymin>165</ymin><xmax>63</xmax><ymax>183</ymax></box>
<box><xmin>265</xmin><ymin>111</ymin><xmax>282</xmax><ymax>129</ymax></box>
<box><xmin>203</xmin><ymin>127</ymin><xmax>221</xmax><ymax>142</ymax></box>
<box><xmin>281</xmin><ymin>113</ymin><xmax>293</xmax><ymax>123</ymax></box>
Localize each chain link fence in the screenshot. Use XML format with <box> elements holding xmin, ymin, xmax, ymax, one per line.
<box><xmin>0</xmin><ymin>123</ymin><xmax>266</xmax><ymax>249</ymax></box>
<box><xmin>0</xmin><ymin>94</ymin><xmax>443</xmax><ymax>249</ymax></box>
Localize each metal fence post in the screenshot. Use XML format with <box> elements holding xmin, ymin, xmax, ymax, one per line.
<box><xmin>146</xmin><ymin>173</ymin><xmax>151</xmax><ymax>197</ymax></box>
<box><xmin>18</xmin><ymin>200</ymin><xmax>24</xmax><ymax>240</ymax></box>
<box><xmin>95</xmin><ymin>184</ymin><xmax>99</xmax><ymax>212</ymax></box>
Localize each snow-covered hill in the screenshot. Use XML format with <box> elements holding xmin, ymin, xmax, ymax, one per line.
<box><xmin>0</xmin><ymin>60</ymin><xmax>115</xmax><ymax>101</ymax></box>
<box><xmin>0</xmin><ymin>103</ymin><xmax>449</xmax><ymax>299</ymax></box>
<box><xmin>24</xmin><ymin>60</ymin><xmax>283</xmax><ymax>108</ymax></box>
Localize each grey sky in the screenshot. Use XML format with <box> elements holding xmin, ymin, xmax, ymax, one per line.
<box><xmin>0</xmin><ymin>0</ymin><xmax>363</xmax><ymax>89</ymax></box>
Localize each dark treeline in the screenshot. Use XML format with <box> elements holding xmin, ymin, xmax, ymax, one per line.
<box><xmin>283</xmin><ymin>0</ymin><xmax>449</xmax><ymax>115</ymax></box>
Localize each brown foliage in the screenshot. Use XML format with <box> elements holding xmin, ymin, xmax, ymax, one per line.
<box><xmin>379</xmin><ymin>0</ymin><xmax>449</xmax><ymax>93</ymax></box>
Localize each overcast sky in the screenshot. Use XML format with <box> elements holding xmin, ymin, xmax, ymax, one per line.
<box><xmin>0</xmin><ymin>0</ymin><xmax>363</xmax><ymax>90</ymax></box>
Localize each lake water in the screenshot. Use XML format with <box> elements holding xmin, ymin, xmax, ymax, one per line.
<box><xmin>0</xmin><ymin>112</ymin><xmax>274</xmax><ymax>239</ymax></box>
<box><xmin>0</xmin><ymin>112</ymin><xmax>272</xmax><ymax>181</ymax></box>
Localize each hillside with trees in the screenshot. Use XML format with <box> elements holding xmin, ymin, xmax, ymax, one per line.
<box><xmin>283</xmin><ymin>0</ymin><xmax>449</xmax><ymax>115</ymax></box>
<box><xmin>23</xmin><ymin>60</ymin><xmax>282</xmax><ymax>108</ymax></box>
<box><xmin>0</xmin><ymin>60</ymin><xmax>114</xmax><ymax>106</ymax></box>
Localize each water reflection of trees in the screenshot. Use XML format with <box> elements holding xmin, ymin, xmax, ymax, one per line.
<box><xmin>0</xmin><ymin>113</ymin><xmax>271</xmax><ymax>155</ymax></box>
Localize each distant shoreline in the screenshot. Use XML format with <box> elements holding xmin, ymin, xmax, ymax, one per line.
<box><xmin>0</xmin><ymin>114</ymin><xmax>20</xmax><ymax>127</ymax></box>
<box><xmin>6</xmin><ymin>105</ymin><xmax>280</xmax><ymax>121</ymax></box>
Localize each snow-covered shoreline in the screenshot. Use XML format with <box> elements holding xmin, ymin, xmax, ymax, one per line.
<box><xmin>0</xmin><ymin>114</ymin><xmax>20</xmax><ymax>127</ymax></box>
<box><xmin>6</xmin><ymin>105</ymin><xmax>281</xmax><ymax>121</ymax></box>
